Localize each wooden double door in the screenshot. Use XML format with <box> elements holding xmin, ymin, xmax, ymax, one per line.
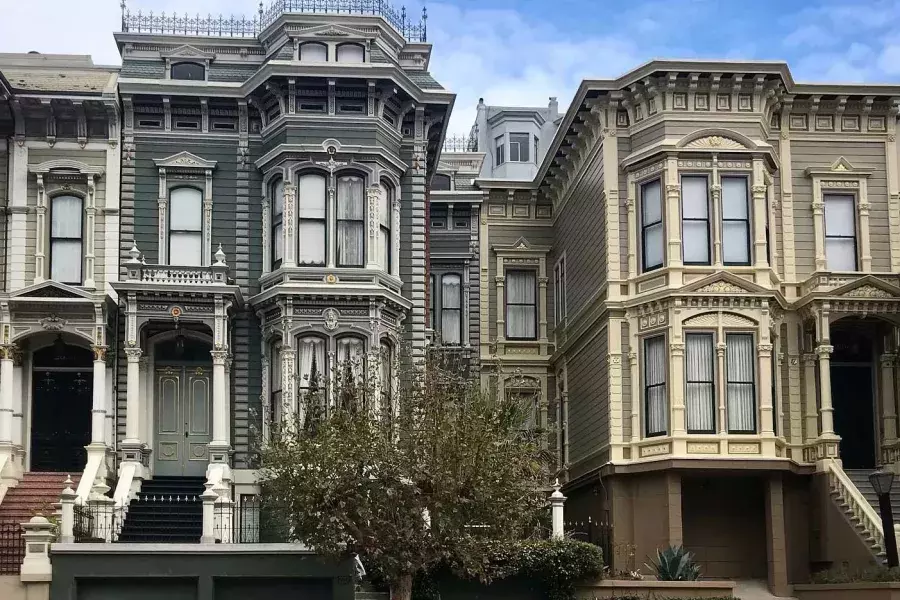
<box><xmin>154</xmin><ymin>365</ymin><xmax>212</xmax><ymax>477</ymax></box>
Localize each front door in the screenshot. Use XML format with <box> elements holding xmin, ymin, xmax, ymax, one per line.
<box><xmin>31</xmin><ymin>370</ymin><xmax>91</xmax><ymax>472</ymax></box>
<box><xmin>832</xmin><ymin>364</ymin><xmax>876</xmax><ymax>469</ymax></box>
<box><xmin>155</xmin><ymin>366</ymin><xmax>211</xmax><ymax>477</ymax></box>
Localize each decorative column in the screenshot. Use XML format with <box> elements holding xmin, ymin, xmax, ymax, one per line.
<box><xmin>711</xmin><ymin>183</ymin><xmax>723</xmax><ymax>266</ymax></box>
<box><xmin>326</xmin><ymin>175</ymin><xmax>336</xmax><ymax>268</ymax></box>
<box><xmin>261</xmin><ymin>195</ymin><xmax>270</xmax><ymax>275</ymax></box>
<box><xmin>209</xmin><ymin>350</ymin><xmax>230</xmax><ymax>461</ymax></box>
<box><xmin>366</xmin><ymin>184</ymin><xmax>381</xmax><ymax>270</ymax></box>
<box><xmin>157</xmin><ymin>168</ymin><xmax>168</xmax><ymax>264</ymax></box>
<box><xmin>123</xmin><ymin>347</ymin><xmax>143</xmax><ymax>445</ymax></box>
<box><xmin>392</xmin><ymin>192</ymin><xmax>401</xmax><ymax>278</ymax></box>
<box><xmin>758</xmin><ymin>342</ymin><xmax>775</xmax><ymax>436</ymax></box>
<box><xmin>817</xmin><ymin>344</ymin><xmax>835</xmax><ymax>437</ymax></box>
<box><xmin>34</xmin><ymin>175</ymin><xmax>46</xmax><ymax>284</ymax></box>
<box><xmin>282</xmin><ymin>181</ymin><xmax>296</xmax><ymax>268</ymax></box>
<box><xmin>802</xmin><ymin>353</ymin><xmax>819</xmax><ymax>443</ymax></box>
<box><xmin>752</xmin><ymin>158</ymin><xmax>770</xmax><ymax>277</ymax></box>
<box><xmin>716</xmin><ymin>343</ymin><xmax>727</xmax><ymax>435</ymax></box>
<box><xmin>664</xmin><ymin>156</ymin><xmax>683</xmax><ymax>287</ymax></box>
<box><xmin>11</xmin><ymin>349</ymin><xmax>23</xmax><ymax>459</ymax></box>
<box><xmin>625</xmin><ymin>174</ymin><xmax>637</xmax><ymax>281</ymax></box>
<box><xmin>629</xmin><ymin>351</ymin><xmax>640</xmax><ymax>443</ymax></box>
<box><xmin>670</xmin><ymin>342</ymin><xmax>686</xmax><ymax>437</ymax></box>
<box><xmin>881</xmin><ymin>353</ymin><xmax>899</xmax><ymax>465</ymax></box>
<box><xmin>83</xmin><ymin>177</ymin><xmax>97</xmax><ymax>288</ymax></box>
<box><xmin>90</xmin><ymin>346</ymin><xmax>107</xmax><ymax>445</ymax></box>
<box><xmin>811</xmin><ymin>184</ymin><xmax>827</xmax><ymax>271</ymax></box>
<box><xmin>858</xmin><ymin>179</ymin><xmax>873</xmax><ymax>272</ymax></box>
<box><xmin>281</xmin><ymin>346</ymin><xmax>297</xmax><ymax>425</ymax></box>
<box><xmin>0</xmin><ymin>345</ymin><xmax>15</xmax><ymax>445</ymax></box>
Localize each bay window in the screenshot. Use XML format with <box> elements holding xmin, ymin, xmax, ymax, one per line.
<box><xmin>378</xmin><ymin>182</ymin><xmax>392</xmax><ymax>272</ymax></box>
<box><xmin>684</xmin><ymin>333</ymin><xmax>715</xmax><ymax>433</ymax></box>
<box><xmin>297</xmin><ymin>336</ymin><xmax>326</xmax><ymax>393</ymax></box>
<box><xmin>271</xmin><ymin>178</ymin><xmax>284</xmax><ymax>269</ymax></box>
<box><xmin>168</xmin><ymin>187</ymin><xmax>203</xmax><ymax>267</ymax></box>
<box><xmin>681</xmin><ymin>175</ymin><xmax>710</xmax><ymax>265</ymax></box>
<box><xmin>505</xmin><ymin>270</ymin><xmax>537</xmax><ymax>340</ymax></box>
<box><xmin>50</xmin><ymin>195</ymin><xmax>83</xmax><ymax>284</ymax></box>
<box><xmin>824</xmin><ymin>194</ymin><xmax>857</xmax><ymax>271</ymax></box>
<box><xmin>722</xmin><ymin>176</ymin><xmax>751</xmax><ymax>265</ymax></box>
<box><xmin>641</xmin><ymin>180</ymin><xmax>663</xmax><ymax>272</ymax></box>
<box><xmin>440</xmin><ymin>274</ymin><xmax>462</xmax><ymax>345</ymax></box>
<box><xmin>336</xmin><ymin>175</ymin><xmax>365</xmax><ymax>267</ymax></box>
<box><xmin>510</xmin><ymin>133</ymin><xmax>530</xmax><ymax>162</ymax></box>
<box><xmin>726</xmin><ymin>333</ymin><xmax>756</xmax><ymax>433</ymax></box>
<box><xmin>644</xmin><ymin>335</ymin><xmax>667</xmax><ymax>437</ymax></box>
<box><xmin>495</xmin><ymin>135</ymin><xmax>505</xmax><ymax>166</ymax></box>
<box><xmin>297</xmin><ymin>173</ymin><xmax>326</xmax><ymax>266</ymax></box>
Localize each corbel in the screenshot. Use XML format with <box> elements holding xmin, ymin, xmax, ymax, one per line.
<box><xmin>75</xmin><ymin>101</ymin><xmax>87</xmax><ymax>148</ymax></box>
<box><xmin>753</xmin><ymin>74</ymin><xmax>766</xmax><ymax>114</ymax></box>
<box><xmin>266</xmin><ymin>81</ymin><xmax>286</xmax><ymax>116</ymax></box>
<box><xmin>162</xmin><ymin>97</ymin><xmax>171</xmax><ymax>132</ymax></box>
<box><xmin>367</xmin><ymin>80</ymin><xmax>376</xmax><ymax>117</ymax></box>
<box><xmin>665</xmin><ymin>72</ymin><xmax>678</xmax><ymax>111</ymax></box>
<box><xmin>629</xmin><ymin>83</ymin><xmax>645</xmax><ymax>121</ymax></box>
<box><xmin>731</xmin><ymin>74</ymin><xmax>744</xmax><ymax>112</ymax></box>
<box><xmin>889</xmin><ymin>97</ymin><xmax>900</xmax><ymax>137</ymax></box>
<box><xmin>862</xmin><ymin>95</ymin><xmax>874</xmax><ymax>133</ymax></box>
<box><xmin>836</xmin><ymin>95</ymin><xmax>848</xmax><ymax>131</ymax></box>
<box><xmin>688</xmin><ymin>72</ymin><xmax>700</xmax><ymax>111</ymax></box>
<box><xmin>43</xmin><ymin>99</ymin><xmax>56</xmax><ymax>147</ymax></box>
<box><xmin>285</xmin><ymin>79</ymin><xmax>295</xmax><ymax>115</ymax></box>
<box><xmin>643</xmin><ymin>76</ymin><xmax>659</xmax><ymax>115</ymax></box>
<box><xmin>249</xmin><ymin>96</ymin><xmax>267</xmax><ymax>128</ymax></box>
<box><xmin>104</xmin><ymin>99</ymin><xmax>119</xmax><ymax>148</ymax></box>
<box><xmin>710</xmin><ymin>73</ymin><xmax>722</xmax><ymax>96</ymax></box>
<box><xmin>810</xmin><ymin>95</ymin><xmax>821</xmax><ymax>127</ymax></box>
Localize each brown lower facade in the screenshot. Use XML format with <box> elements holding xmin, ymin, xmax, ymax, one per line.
<box><xmin>566</xmin><ymin>465</ymin><xmax>879</xmax><ymax>597</ymax></box>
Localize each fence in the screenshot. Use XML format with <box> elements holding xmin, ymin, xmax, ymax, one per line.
<box><xmin>73</xmin><ymin>502</ymin><xmax>126</xmax><ymax>543</ymax></box>
<box><xmin>0</xmin><ymin>522</ymin><xmax>24</xmax><ymax>575</ymax></box>
<box><xmin>213</xmin><ymin>497</ymin><xmax>292</xmax><ymax>543</ymax></box>
<box><xmin>566</xmin><ymin>517</ymin><xmax>613</xmax><ymax>571</ymax></box>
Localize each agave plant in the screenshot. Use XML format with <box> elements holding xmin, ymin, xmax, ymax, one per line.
<box><xmin>645</xmin><ymin>545</ymin><xmax>701</xmax><ymax>581</ymax></box>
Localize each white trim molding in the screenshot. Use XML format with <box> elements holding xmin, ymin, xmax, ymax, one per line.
<box><xmin>153</xmin><ymin>152</ymin><xmax>218</xmax><ymax>265</ymax></box>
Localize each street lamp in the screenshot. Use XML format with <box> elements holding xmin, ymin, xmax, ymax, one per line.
<box><xmin>869</xmin><ymin>467</ymin><xmax>899</xmax><ymax>568</ymax></box>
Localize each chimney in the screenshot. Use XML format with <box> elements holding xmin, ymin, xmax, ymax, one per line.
<box><xmin>549</xmin><ymin>96</ymin><xmax>559</xmax><ymax>118</ymax></box>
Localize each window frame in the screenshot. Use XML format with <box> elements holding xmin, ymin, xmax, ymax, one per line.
<box><xmin>170</xmin><ymin>61</ymin><xmax>205</xmax><ymax>81</ymax></box>
<box><xmin>680</xmin><ymin>174</ymin><xmax>712</xmax><ymax>266</ymax></box>
<box><xmin>335</xmin><ymin>173</ymin><xmax>366</xmax><ymax>268</ymax></box>
<box><xmin>721</xmin><ymin>175</ymin><xmax>752</xmax><ymax>267</ymax></box>
<box><xmin>823</xmin><ymin>192</ymin><xmax>858</xmax><ymax>271</ymax></box>
<box><xmin>725</xmin><ymin>331</ymin><xmax>757</xmax><ymax>434</ymax></box>
<box><xmin>684</xmin><ymin>331</ymin><xmax>716</xmax><ymax>434</ymax></box>
<box><xmin>505</xmin><ymin>269</ymin><xmax>538</xmax><ymax>341</ymax></box>
<box><xmin>48</xmin><ymin>193</ymin><xmax>84</xmax><ymax>285</ymax></box>
<box><xmin>495</xmin><ymin>135</ymin><xmax>505</xmax><ymax>166</ymax></box>
<box><xmin>299</xmin><ymin>42</ymin><xmax>328</xmax><ymax>62</ymax></box>
<box><xmin>640</xmin><ymin>179</ymin><xmax>664</xmax><ymax>272</ymax></box>
<box><xmin>271</xmin><ymin>177</ymin><xmax>284</xmax><ymax>270</ymax></box>
<box><xmin>167</xmin><ymin>186</ymin><xmax>204</xmax><ymax>267</ymax></box>
<box><xmin>378</xmin><ymin>179</ymin><xmax>393</xmax><ymax>273</ymax></box>
<box><xmin>509</xmin><ymin>132</ymin><xmax>531</xmax><ymax>163</ymax></box>
<box><xmin>335</xmin><ymin>42</ymin><xmax>365</xmax><ymax>64</ymax></box>
<box><xmin>643</xmin><ymin>334</ymin><xmax>668</xmax><ymax>438</ymax></box>
<box><xmin>439</xmin><ymin>273</ymin><xmax>462</xmax><ymax>346</ymax></box>
<box><xmin>297</xmin><ymin>171</ymin><xmax>328</xmax><ymax>267</ymax></box>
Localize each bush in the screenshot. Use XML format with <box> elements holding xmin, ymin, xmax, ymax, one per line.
<box><xmin>810</xmin><ymin>565</ymin><xmax>900</xmax><ymax>584</ymax></box>
<box><xmin>646</xmin><ymin>545</ymin><xmax>701</xmax><ymax>581</ymax></box>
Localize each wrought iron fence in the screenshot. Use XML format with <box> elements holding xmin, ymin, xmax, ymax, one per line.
<box><xmin>74</xmin><ymin>502</ymin><xmax>126</xmax><ymax>543</ymax></box>
<box><xmin>566</xmin><ymin>517</ymin><xmax>613</xmax><ymax>571</ymax></box>
<box><xmin>214</xmin><ymin>497</ymin><xmax>293</xmax><ymax>543</ymax></box>
<box><xmin>442</xmin><ymin>134</ymin><xmax>478</xmax><ymax>153</ymax></box>
<box><xmin>121</xmin><ymin>0</ymin><xmax>427</xmax><ymax>42</ymax></box>
<box><xmin>0</xmin><ymin>522</ymin><xmax>24</xmax><ymax>575</ymax></box>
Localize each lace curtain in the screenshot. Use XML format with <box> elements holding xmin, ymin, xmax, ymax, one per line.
<box><xmin>506</xmin><ymin>271</ymin><xmax>536</xmax><ymax>339</ymax></box>
<box><xmin>441</xmin><ymin>274</ymin><xmax>461</xmax><ymax>344</ymax></box>
<box><xmin>337</xmin><ymin>176</ymin><xmax>365</xmax><ymax>266</ymax></box>
<box><xmin>644</xmin><ymin>336</ymin><xmax>667</xmax><ymax>436</ymax></box>
<box><xmin>726</xmin><ymin>333</ymin><xmax>756</xmax><ymax>432</ymax></box>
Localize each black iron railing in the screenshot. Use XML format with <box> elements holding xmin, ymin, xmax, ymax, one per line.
<box><xmin>442</xmin><ymin>133</ymin><xmax>478</xmax><ymax>153</ymax></box>
<box><xmin>121</xmin><ymin>0</ymin><xmax>427</xmax><ymax>42</ymax></box>
<box><xmin>74</xmin><ymin>503</ymin><xmax>126</xmax><ymax>543</ymax></box>
<box><xmin>0</xmin><ymin>522</ymin><xmax>24</xmax><ymax>575</ymax></box>
<box><xmin>566</xmin><ymin>517</ymin><xmax>613</xmax><ymax>571</ymax></box>
<box><xmin>214</xmin><ymin>498</ymin><xmax>293</xmax><ymax>543</ymax></box>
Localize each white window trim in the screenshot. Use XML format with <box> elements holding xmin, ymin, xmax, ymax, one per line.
<box><xmin>153</xmin><ymin>152</ymin><xmax>217</xmax><ymax>266</ymax></box>
<box><xmin>553</xmin><ymin>253</ymin><xmax>567</xmax><ymax>328</ymax></box>
<box><xmin>806</xmin><ymin>158</ymin><xmax>872</xmax><ymax>272</ymax></box>
<box><xmin>493</xmin><ymin>240</ymin><xmax>550</xmax><ymax>353</ymax></box>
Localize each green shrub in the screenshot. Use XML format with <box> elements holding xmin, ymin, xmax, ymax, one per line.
<box><xmin>646</xmin><ymin>545</ymin><xmax>701</xmax><ymax>581</ymax></box>
<box><xmin>810</xmin><ymin>565</ymin><xmax>900</xmax><ymax>583</ymax></box>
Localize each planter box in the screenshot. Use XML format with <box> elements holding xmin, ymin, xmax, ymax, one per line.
<box><xmin>795</xmin><ymin>583</ymin><xmax>900</xmax><ymax>600</ymax></box>
<box><xmin>576</xmin><ymin>579</ymin><xmax>735</xmax><ymax>599</ymax></box>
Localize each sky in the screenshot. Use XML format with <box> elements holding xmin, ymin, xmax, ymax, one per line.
<box><xmin>3</xmin><ymin>0</ymin><xmax>900</xmax><ymax>135</ymax></box>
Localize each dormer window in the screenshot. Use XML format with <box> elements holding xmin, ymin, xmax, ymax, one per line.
<box><xmin>300</xmin><ymin>42</ymin><xmax>327</xmax><ymax>63</ymax></box>
<box><xmin>170</xmin><ymin>62</ymin><xmax>205</xmax><ymax>81</ymax></box>
<box><xmin>336</xmin><ymin>43</ymin><xmax>365</xmax><ymax>64</ymax></box>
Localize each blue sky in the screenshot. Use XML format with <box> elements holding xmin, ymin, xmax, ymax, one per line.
<box><xmin>4</xmin><ymin>0</ymin><xmax>900</xmax><ymax>133</ymax></box>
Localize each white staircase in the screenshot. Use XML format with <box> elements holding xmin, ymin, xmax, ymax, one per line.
<box><xmin>826</xmin><ymin>461</ymin><xmax>888</xmax><ymax>561</ymax></box>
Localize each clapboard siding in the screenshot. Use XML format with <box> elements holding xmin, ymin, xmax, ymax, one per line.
<box><xmin>566</xmin><ymin>326</ymin><xmax>609</xmax><ymax>463</ymax></box>
<box><xmin>0</xmin><ymin>148</ymin><xmax>7</xmax><ymax>291</ymax></box>
<box><xmin>621</xmin><ymin>321</ymin><xmax>632</xmax><ymax>442</ymax></box>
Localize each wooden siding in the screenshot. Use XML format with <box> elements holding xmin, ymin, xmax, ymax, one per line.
<box><xmin>621</xmin><ymin>320</ymin><xmax>632</xmax><ymax>442</ymax></box>
<box><xmin>566</xmin><ymin>324</ymin><xmax>609</xmax><ymax>464</ymax></box>
<box><xmin>0</xmin><ymin>147</ymin><xmax>7</xmax><ymax>291</ymax></box>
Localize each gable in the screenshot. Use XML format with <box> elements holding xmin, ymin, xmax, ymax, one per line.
<box><xmin>681</xmin><ymin>272</ymin><xmax>769</xmax><ymax>295</ymax></box>
<box><xmin>153</xmin><ymin>151</ymin><xmax>217</xmax><ymax>170</ymax></box>
<box><xmin>11</xmin><ymin>281</ymin><xmax>94</xmax><ymax>300</ymax></box>
<box><xmin>829</xmin><ymin>276</ymin><xmax>900</xmax><ymax>299</ymax></box>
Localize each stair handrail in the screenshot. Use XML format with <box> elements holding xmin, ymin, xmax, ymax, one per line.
<box><xmin>826</xmin><ymin>460</ymin><xmax>885</xmax><ymax>551</ymax></box>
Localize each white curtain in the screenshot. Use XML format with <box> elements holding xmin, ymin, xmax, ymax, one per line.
<box><xmin>644</xmin><ymin>336</ymin><xmax>667</xmax><ymax>436</ymax></box>
<box><xmin>378</xmin><ymin>184</ymin><xmax>391</xmax><ymax>271</ymax></box>
<box><xmin>169</xmin><ymin>187</ymin><xmax>203</xmax><ymax>266</ymax></box>
<box><xmin>506</xmin><ymin>271</ymin><xmax>536</xmax><ymax>339</ymax></box>
<box><xmin>681</xmin><ymin>176</ymin><xmax>709</xmax><ymax>264</ymax></box>
<box><xmin>685</xmin><ymin>334</ymin><xmax>715</xmax><ymax>432</ymax></box>
<box><xmin>726</xmin><ymin>333</ymin><xmax>756</xmax><ymax>432</ymax></box>
<box><xmin>824</xmin><ymin>194</ymin><xmax>857</xmax><ymax>271</ymax></box>
<box><xmin>336</xmin><ymin>337</ymin><xmax>365</xmax><ymax>380</ymax></box>
<box><xmin>301</xmin><ymin>43</ymin><xmax>327</xmax><ymax>62</ymax></box>
<box><xmin>336</xmin><ymin>44</ymin><xmax>364</xmax><ymax>63</ymax></box>
<box><xmin>441</xmin><ymin>274</ymin><xmax>461</xmax><ymax>345</ymax></box>
<box><xmin>297</xmin><ymin>337</ymin><xmax>326</xmax><ymax>391</ymax></box>
<box><xmin>270</xmin><ymin>342</ymin><xmax>283</xmax><ymax>425</ymax></box>
<box><xmin>337</xmin><ymin>176</ymin><xmax>365</xmax><ymax>266</ymax></box>
<box><xmin>50</xmin><ymin>195</ymin><xmax>83</xmax><ymax>283</ymax></box>
<box><xmin>722</xmin><ymin>177</ymin><xmax>750</xmax><ymax>264</ymax></box>
<box><xmin>298</xmin><ymin>174</ymin><xmax>326</xmax><ymax>265</ymax></box>
<box><xmin>272</xmin><ymin>178</ymin><xmax>284</xmax><ymax>264</ymax></box>
<box><xmin>641</xmin><ymin>180</ymin><xmax>663</xmax><ymax>269</ymax></box>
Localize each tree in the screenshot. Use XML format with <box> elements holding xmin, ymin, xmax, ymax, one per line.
<box><xmin>258</xmin><ymin>347</ymin><xmax>551</xmax><ymax>600</ymax></box>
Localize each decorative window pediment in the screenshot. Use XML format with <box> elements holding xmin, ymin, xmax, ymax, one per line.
<box><xmin>297</xmin><ymin>23</ymin><xmax>369</xmax><ymax>39</ymax></box>
<box><xmin>680</xmin><ymin>272</ymin><xmax>769</xmax><ymax>296</ymax></box>
<box><xmin>9</xmin><ymin>280</ymin><xmax>94</xmax><ymax>301</ymax></box>
<box><xmin>29</xmin><ymin>159</ymin><xmax>104</xmax><ymax>178</ymax></box>
<box><xmin>804</xmin><ymin>156</ymin><xmax>872</xmax><ymax>178</ymax></box>
<box><xmin>153</xmin><ymin>152</ymin><xmax>216</xmax><ymax>266</ymax></box>
<box><xmin>830</xmin><ymin>276</ymin><xmax>900</xmax><ymax>299</ymax></box>
<box><xmin>675</xmin><ymin>128</ymin><xmax>759</xmax><ymax>151</ymax></box>
<box><xmin>160</xmin><ymin>45</ymin><xmax>216</xmax><ymax>60</ymax></box>
<box><xmin>154</xmin><ymin>151</ymin><xmax>218</xmax><ymax>171</ymax></box>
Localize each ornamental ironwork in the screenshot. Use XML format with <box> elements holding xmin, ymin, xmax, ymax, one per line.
<box><xmin>120</xmin><ymin>0</ymin><xmax>427</xmax><ymax>42</ymax></box>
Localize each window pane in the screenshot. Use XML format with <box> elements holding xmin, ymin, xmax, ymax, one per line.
<box><xmin>51</xmin><ymin>195</ymin><xmax>82</xmax><ymax>237</ymax></box>
<box><xmin>442</xmin><ymin>274</ymin><xmax>461</xmax><ymax>308</ymax></box>
<box><xmin>171</xmin><ymin>62</ymin><xmax>205</xmax><ymax>80</ymax></box>
<box><xmin>337</xmin><ymin>176</ymin><xmax>364</xmax><ymax>219</ymax></box>
<box><xmin>824</xmin><ymin>195</ymin><xmax>855</xmax><ymax>236</ymax></box>
<box><xmin>336</xmin><ymin>44</ymin><xmax>364</xmax><ymax>63</ymax></box>
<box><xmin>644</xmin><ymin>222</ymin><xmax>664</xmax><ymax>269</ymax></box>
<box><xmin>379</xmin><ymin>228</ymin><xmax>390</xmax><ymax>271</ymax></box>
<box><xmin>273</xmin><ymin>178</ymin><xmax>284</xmax><ymax>216</ymax></box>
<box><xmin>298</xmin><ymin>337</ymin><xmax>326</xmax><ymax>390</ymax></box>
<box><xmin>681</xmin><ymin>176</ymin><xmax>708</xmax><ymax>219</ymax></box>
<box><xmin>441</xmin><ymin>308</ymin><xmax>461</xmax><ymax>345</ymax></box>
<box><xmin>301</xmin><ymin>43</ymin><xmax>327</xmax><ymax>62</ymax></box>
<box><xmin>826</xmin><ymin>238</ymin><xmax>857</xmax><ymax>271</ymax></box>
<box><xmin>513</xmin><ymin>134</ymin><xmax>531</xmax><ymax>162</ymax></box>
<box><xmin>51</xmin><ymin>239</ymin><xmax>82</xmax><ymax>283</ymax></box>
<box><xmin>170</xmin><ymin>188</ymin><xmax>203</xmax><ymax>230</ymax></box>
<box><xmin>337</xmin><ymin>221</ymin><xmax>364</xmax><ymax>266</ymax></box>
<box><xmin>726</xmin><ymin>333</ymin><xmax>756</xmax><ymax>433</ymax></box>
<box><xmin>685</xmin><ymin>334</ymin><xmax>715</xmax><ymax>433</ymax></box>
<box><xmin>169</xmin><ymin>232</ymin><xmax>202</xmax><ymax>266</ymax></box>
<box><xmin>273</xmin><ymin>223</ymin><xmax>284</xmax><ymax>262</ymax></box>
<box><xmin>644</xmin><ymin>336</ymin><xmax>667</xmax><ymax>436</ymax></box>
<box><xmin>723</xmin><ymin>221</ymin><xmax>750</xmax><ymax>264</ymax></box>
<box><xmin>298</xmin><ymin>174</ymin><xmax>326</xmax><ymax>219</ymax></box>
<box><xmin>298</xmin><ymin>221</ymin><xmax>325</xmax><ymax>265</ymax></box>
<box><xmin>509</xmin><ymin>142</ymin><xmax>520</xmax><ymax>162</ymax></box>
<box><xmin>682</xmin><ymin>221</ymin><xmax>709</xmax><ymax>263</ymax></box>
<box><xmin>641</xmin><ymin>181</ymin><xmax>661</xmax><ymax>224</ymax></box>
<box><xmin>507</xmin><ymin>306</ymin><xmax>536</xmax><ymax>338</ymax></box>
<box><xmin>379</xmin><ymin>185</ymin><xmax>391</xmax><ymax>226</ymax></box>
<box><xmin>722</xmin><ymin>177</ymin><xmax>748</xmax><ymax>219</ymax></box>
<box><xmin>507</xmin><ymin>271</ymin><xmax>536</xmax><ymax>303</ymax></box>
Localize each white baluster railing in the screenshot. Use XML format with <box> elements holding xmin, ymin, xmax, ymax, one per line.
<box><xmin>826</xmin><ymin>460</ymin><xmax>885</xmax><ymax>552</ymax></box>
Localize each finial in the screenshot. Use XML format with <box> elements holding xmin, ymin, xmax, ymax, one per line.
<box><xmin>127</xmin><ymin>242</ymin><xmax>141</xmax><ymax>263</ymax></box>
<box><xmin>214</xmin><ymin>243</ymin><xmax>227</xmax><ymax>266</ymax></box>
<box><xmin>258</xmin><ymin>0</ymin><xmax>264</xmax><ymax>19</ymax></box>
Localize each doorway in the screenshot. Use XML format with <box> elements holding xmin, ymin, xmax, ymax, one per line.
<box><xmin>30</xmin><ymin>339</ymin><xmax>92</xmax><ymax>472</ymax></box>
<box><xmin>153</xmin><ymin>335</ymin><xmax>212</xmax><ymax>477</ymax></box>
<box><xmin>830</xmin><ymin>324</ymin><xmax>877</xmax><ymax>470</ymax></box>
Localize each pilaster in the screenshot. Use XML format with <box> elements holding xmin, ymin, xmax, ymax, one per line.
<box><xmin>779</xmin><ymin>97</ymin><xmax>797</xmax><ymax>284</ymax></box>
<box><xmin>664</xmin><ymin>156</ymin><xmax>683</xmax><ymax>287</ymax></box>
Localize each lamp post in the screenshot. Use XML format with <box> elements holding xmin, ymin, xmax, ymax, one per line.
<box><xmin>869</xmin><ymin>467</ymin><xmax>900</xmax><ymax>568</ymax></box>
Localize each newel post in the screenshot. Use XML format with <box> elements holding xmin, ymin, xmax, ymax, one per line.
<box><xmin>201</xmin><ymin>487</ymin><xmax>217</xmax><ymax>544</ymax></box>
<box><xmin>59</xmin><ymin>477</ymin><xmax>77</xmax><ymax>544</ymax></box>
<box><xmin>550</xmin><ymin>479</ymin><xmax>566</xmax><ymax>540</ymax></box>
<box><xmin>20</xmin><ymin>516</ymin><xmax>55</xmax><ymax>582</ymax></box>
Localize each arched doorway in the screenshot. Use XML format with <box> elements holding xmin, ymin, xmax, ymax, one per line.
<box><xmin>831</xmin><ymin>319</ymin><xmax>880</xmax><ymax>470</ymax></box>
<box><xmin>30</xmin><ymin>336</ymin><xmax>92</xmax><ymax>472</ymax></box>
<box><xmin>153</xmin><ymin>333</ymin><xmax>213</xmax><ymax>477</ymax></box>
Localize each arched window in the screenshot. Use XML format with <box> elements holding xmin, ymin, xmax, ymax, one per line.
<box><xmin>297</xmin><ymin>173</ymin><xmax>327</xmax><ymax>266</ymax></box>
<box><xmin>336</xmin><ymin>175</ymin><xmax>365</xmax><ymax>267</ymax></box>
<box><xmin>336</xmin><ymin>43</ymin><xmax>364</xmax><ymax>64</ymax></box>
<box><xmin>431</xmin><ymin>173</ymin><xmax>451</xmax><ymax>191</ymax></box>
<box><xmin>440</xmin><ymin>274</ymin><xmax>461</xmax><ymax>345</ymax></box>
<box><xmin>171</xmin><ymin>62</ymin><xmax>205</xmax><ymax>81</ymax></box>
<box><xmin>50</xmin><ymin>195</ymin><xmax>83</xmax><ymax>284</ymax></box>
<box><xmin>378</xmin><ymin>181</ymin><xmax>392</xmax><ymax>272</ymax></box>
<box><xmin>169</xmin><ymin>187</ymin><xmax>203</xmax><ymax>266</ymax></box>
<box><xmin>300</xmin><ymin>42</ymin><xmax>328</xmax><ymax>63</ymax></box>
<box><xmin>336</xmin><ymin>336</ymin><xmax>365</xmax><ymax>380</ymax></box>
<box><xmin>271</xmin><ymin>178</ymin><xmax>284</xmax><ymax>269</ymax></box>
<box><xmin>297</xmin><ymin>336</ymin><xmax>326</xmax><ymax>393</ymax></box>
